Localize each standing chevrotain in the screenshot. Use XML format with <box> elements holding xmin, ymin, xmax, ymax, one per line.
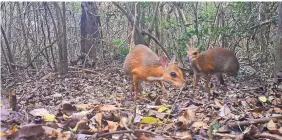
<box><xmin>123</xmin><ymin>3</ymin><xmax>184</xmax><ymax>101</ymax></box>
<box><xmin>123</xmin><ymin>46</ymin><xmax>185</xmax><ymax>100</ymax></box>
<box><xmin>187</xmin><ymin>40</ymin><xmax>239</xmax><ymax>100</ymax></box>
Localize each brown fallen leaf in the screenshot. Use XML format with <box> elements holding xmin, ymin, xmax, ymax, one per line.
<box><xmin>191</xmin><ymin>121</ymin><xmax>208</xmax><ymax>131</ymax></box>
<box><xmin>71</xmin><ymin>119</ymin><xmax>89</xmax><ymax>132</ymax></box>
<box><xmin>29</xmin><ymin>108</ymin><xmax>50</xmax><ymax>117</ymax></box>
<box><xmin>62</xmin><ymin>103</ymin><xmax>77</xmax><ymax>115</ymax></box>
<box><xmin>119</xmin><ymin>117</ymin><xmax>128</xmax><ymax>129</ymax></box>
<box><xmin>17</xmin><ymin>124</ymin><xmax>44</xmax><ymax>139</ymax></box>
<box><xmin>272</xmin><ymin>98</ymin><xmax>282</xmax><ymax>105</ymax></box>
<box><xmin>176</xmin><ymin>110</ymin><xmax>190</xmax><ymax>130</ymax></box>
<box><xmin>163</xmin><ymin>123</ymin><xmax>174</xmax><ymax>131</ymax></box>
<box><xmin>95</xmin><ymin>113</ymin><xmax>103</xmax><ymax>127</ymax></box>
<box><xmin>148</xmin><ymin>110</ymin><xmax>165</xmax><ymax>119</ymax></box>
<box><xmin>174</xmin><ymin>131</ymin><xmax>193</xmax><ymax>140</ymax></box>
<box><xmin>98</xmin><ymin>105</ymin><xmax>118</xmax><ymax>111</ymax></box>
<box><xmin>219</xmin><ymin>104</ymin><xmax>231</xmax><ymax>118</ymax></box>
<box><xmin>42</xmin><ymin>126</ymin><xmax>59</xmax><ymax>138</ymax></box>
<box><xmin>57</xmin><ymin>131</ymin><xmax>74</xmax><ymax>140</ymax></box>
<box><xmin>75</xmin><ymin>104</ymin><xmax>93</xmax><ymax>111</ymax></box>
<box><xmin>177</xmin><ymin>106</ymin><xmax>197</xmax><ymax>130</ymax></box>
<box><xmin>273</xmin><ymin>107</ymin><xmax>282</xmax><ymax>114</ymax></box>
<box><xmin>214</xmin><ymin>99</ymin><xmax>223</xmax><ymax>108</ymax></box>
<box><xmin>104</xmin><ymin>121</ymin><xmax>119</xmax><ymax>132</ymax></box>
<box><xmin>0</xmin><ymin>125</ymin><xmax>18</xmax><ymax>138</ymax></box>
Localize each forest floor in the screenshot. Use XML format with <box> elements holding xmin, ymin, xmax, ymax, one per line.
<box><xmin>1</xmin><ymin>60</ymin><xmax>282</xmax><ymax>140</ymax></box>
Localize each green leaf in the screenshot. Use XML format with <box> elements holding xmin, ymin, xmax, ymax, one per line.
<box><xmin>212</xmin><ymin>123</ymin><xmax>221</xmax><ymax>131</ymax></box>
<box><xmin>113</xmin><ymin>39</ymin><xmax>123</xmax><ymax>47</ymax></box>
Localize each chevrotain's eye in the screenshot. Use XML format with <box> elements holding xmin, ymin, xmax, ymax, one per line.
<box><xmin>192</xmin><ymin>52</ymin><xmax>198</xmax><ymax>55</ymax></box>
<box><xmin>170</xmin><ymin>72</ymin><xmax>177</xmax><ymax>78</ymax></box>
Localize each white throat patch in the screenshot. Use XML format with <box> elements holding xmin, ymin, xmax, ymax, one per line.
<box><xmin>147</xmin><ymin>76</ymin><xmax>164</xmax><ymax>81</ymax></box>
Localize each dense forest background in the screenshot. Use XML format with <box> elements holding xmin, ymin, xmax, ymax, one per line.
<box><xmin>1</xmin><ymin>2</ymin><xmax>282</xmax><ymax>77</ymax></box>
<box><xmin>1</xmin><ymin>2</ymin><xmax>282</xmax><ymax>140</ymax></box>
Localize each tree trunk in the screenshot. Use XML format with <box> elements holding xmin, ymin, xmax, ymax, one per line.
<box><xmin>54</xmin><ymin>2</ymin><xmax>68</xmax><ymax>75</ymax></box>
<box><xmin>80</xmin><ymin>2</ymin><xmax>101</xmax><ymax>60</ymax></box>
<box><xmin>1</xmin><ymin>26</ymin><xmax>14</xmax><ymax>72</ymax></box>
<box><xmin>274</xmin><ymin>3</ymin><xmax>282</xmax><ymax>76</ymax></box>
<box><xmin>62</xmin><ymin>2</ymin><xmax>68</xmax><ymax>74</ymax></box>
<box><xmin>44</xmin><ymin>2</ymin><xmax>57</xmax><ymax>70</ymax></box>
<box><xmin>17</xmin><ymin>2</ymin><xmax>34</xmax><ymax>69</ymax></box>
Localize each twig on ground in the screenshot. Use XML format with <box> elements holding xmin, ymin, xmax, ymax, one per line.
<box><xmin>69</xmin><ymin>66</ymin><xmax>99</xmax><ymax>74</ymax></box>
<box><xmin>252</xmin><ymin>132</ymin><xmax>282</xmax><ymax>140</ymax></box>
<box><xmin>227</xmin><ymin>115</ymin><xmax>282</xmax><ymax>128</ymax></box>
<box><xmin>160</xmin><ymin>82</ymin><xmax>186</xmax><ymax>134</ymax></box>
<box><xmin>212</xmin><ymin>132</ymin><xmax>237</xmax><ymax>138</ymax></box>
<box><xmin>97</xmin><ymin>130</ymin><xmax>155</xmax><ymax>138</ymax></box>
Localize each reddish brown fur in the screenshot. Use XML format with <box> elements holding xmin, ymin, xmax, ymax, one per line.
<box><xmin>124</xmin><ymin>44</ymin><xmax>184</xmax><ymax>100</ymax></box>
<box><xmin>187</xmin><ymin>47</ymin><xmax>239</xmax><ymax>99</ymax></box>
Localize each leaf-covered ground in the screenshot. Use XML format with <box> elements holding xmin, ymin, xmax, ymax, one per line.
<box><xmin>1</xmin><ymin>61</ymin><xmax>282</xmax><ymax>140</ymax></box>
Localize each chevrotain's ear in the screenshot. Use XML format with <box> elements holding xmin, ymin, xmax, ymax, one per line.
<box><xmin>170</xmin><ymin>55</ymin><xmax>176</xmax><ymax>64</ymax></box>
<box><xmin>160</xmin><ymin>56</ymin><xmax>168</xmax><ymax>68</ymax></box>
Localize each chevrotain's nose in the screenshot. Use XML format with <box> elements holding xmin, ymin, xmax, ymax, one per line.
<box><xmin>175</xmin><ymin>80</ymin><xmax>185</xmax><ymax>88</ymax></box>
<box><xmin>185</xmin><ymin>57</ymin><xmax>190</xmax><ymax>63</ymax></box>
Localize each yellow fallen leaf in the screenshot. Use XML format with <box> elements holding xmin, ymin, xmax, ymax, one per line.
<box><xmin>140</xmin><ymin>116</ymin><xmax>163</xmax><ymax>124</ymax></box>
<box><xmin>63</xmin><ymin>114</ymin><xmax>71</xmax><ymax>120</ymax></box>
<box><xmin>0</xmin><ymin>132</ymin><xmax>8</xmax><ymax>136</ymax></box>
<box><xmin>158</xmin><ymin>105</ymin><xmax>169</xmax><ymax>113</ymax></box>
<box><xmin>142</xmin><ymin>91</ymin><xmax>146</xmax><ymax>95</ymax></box>
<box><xmin>258</xmin><ymin>96</ymin><xmax>267</xmax><ymax>103</ymax></box>
<box><xmin>43</xmin><ymin>114</ymin><xmax>56</xmax><ymax>122</ymax></box>
<box><xmin>267</xmin><ymin>119</ymin><xmax>276</xmax><ymax>131</ymax></box>
<box><xmin>125</xmin><ymin>86</ymin><xmax>129</xmax><ymax>89</ymax></box>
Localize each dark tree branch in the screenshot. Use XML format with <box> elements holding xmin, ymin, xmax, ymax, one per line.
<box><xmin>1</xmin><ymin>25</ymin><xmax>15</xmax><ymax>71</ymax></box>
<box><xmin>250</xmin><ymin>18</ymin><xmax>276</xmax><ymax>30</ymax></box>
<box><xmin>26</xmin><ymin>35</ymin><xmax>61</xmax><ymax>68</ymax></box>
<box><xmin>112</xmin><ymin>2</ymin><xmax>146</xmax><ymax>45</ymax></box>
<box><xmin>112</xmin><ymin>2</ymin><xmax>133</xmax><ymax>24</ymax></box>
<box><xmin>141</xmin><ymin>30</ymin><xmax>170</xmax><ymax>59</ymax></box>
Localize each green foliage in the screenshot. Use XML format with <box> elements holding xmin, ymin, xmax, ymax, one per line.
<box><xmin>160</xmin><ymin>19</ymin><xmax>178</xmax><ymax>30</ymax></box>
<box><xmin>199</xmin><ymin>4</ymin><xmax>216</xmax><ymax>21</ymax></box>
<box><xmin>113</xmin><ymin>39</ymin><xmax>129</xmax><ymax>60</ymax></box>
<box><xmin>70</xmin><ymin>2</ymin><xmax>81</xmax><ymax>13</ymax></box>
<box><xmin>144</xmin><ymin>35</ymin><xmax>149</xmax><ymax>43</ymax></box>
<box><xmin>142</xmin><ymin>17</ymin><xmax>153</xmax><ymax>23</ymax></box>
<box><xmin>140</xmin><ymin>2</ymin><xmax>151</xmax><ymax>8</ymax></box>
